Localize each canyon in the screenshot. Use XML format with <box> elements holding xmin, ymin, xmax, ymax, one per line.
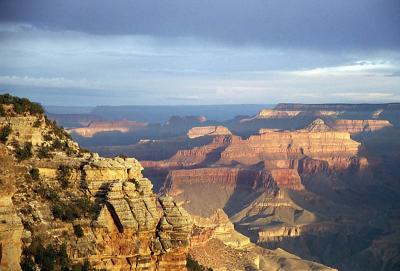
<box><xmin>137</xmin><ymin>104</ymin><xmax>400</xmax><ymax>271</ymax></box>
<box><xmin>3</xmin><ymin>96</ymin><xmax>399</xmax><ymax>270</ymax></box>
<box><xmin>0</xmin><ymin>95</ymin><xmax>342</xmax><ymax>271</ymax></box>
<box><xmin>0</xmin><ymin>96</ymin><xmax>192</xmax><ymax>270</ymax></box>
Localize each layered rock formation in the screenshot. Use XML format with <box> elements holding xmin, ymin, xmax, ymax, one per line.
<box><xmin>68</xmin><ymin>120</ymin><xmax>147</xmax><ymax>137</ymax></box>
<box><xmin>327</xmin><ymin>119</ymin><xmax>393</xmax><ymax>134</ymax></box>
<box><xmin>142</xmin><ymin>119</ymin><xmax>372</xmax><ymax>270</ymax></box>
<box><xmin>256</xmin><ymin>109</ymin><xmax>302</xmax><ymax>118</ymax></box>
<box><xmin>190</xmin><ymin>209</ymin><xmax>335</xmax><ymax>271</ymax></box>
<box><xmin>142</xmin><ymin>135</ymin><xmax>233</xmax><ymax>168</ymax></box>
<box><xmin>0</xmin><ymin>146</ymin><xmax>23</xmax><ymax>271</ymax></box>
<box><xmin>0</xmin><ymin>96</ymin><xmax>192</xmax><ymax>270</ymax></box>
<box><xmin>219</xmin><ymin>131</ymin><xmax>360</xmax><ymax>167</ymax></box>
<box><xmin>187</xmin><ymin>125</ymin><xmax>231</xmax><ymax>139</ymax></box>
<box><xmin>274</xmin><ymin>103</ymin><xmax>400</xmax><ymax>112</ymax></box>
<box><xmin>89</xmin><ymin>183</ymin><xmax>192</xmax><ymax>270</ymax></box>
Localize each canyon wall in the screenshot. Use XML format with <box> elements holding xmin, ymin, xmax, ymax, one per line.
<box><xmin>68</xmin><ymin>120</ymin><xmax>147</xmax><ymax>137</ymax></box>
<box><xmin>187</xmin><ymin>125</ymin><xmax>231</xmax><ymax>139</ymax></box>
<box><xmin>327</xmin><ymin>119</ymin><xmax>392</xmax><ymax>134</ymax></box>
<box><xmin>0</xmin><ymin>101</ymin><xmax>192</xmax><ymax>270</ymax></box>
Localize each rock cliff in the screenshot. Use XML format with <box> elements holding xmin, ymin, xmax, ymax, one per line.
<box><xmin>0</xmin><ymin>145</ymin><xmax>23</xmax><ymax>271</ymax></box>
<box><xmin>327</xmin><ymin>119</ymin><xmax>393</xmax><ymax>134</ymax></box>
<box><xmin>68</xmin><ymin>120</ymin><xmax>148</xmax><ymax>137</ymax></box>
<box><xmin>187</xmin><ymin>125</ymin><xmax>231</xmax><ymax>139</ymax></box>
<box><xmin>0</xmin><ymin>95</ymin><xmax>191</xmax><ymax>270</ymax></box>
<box><xmin>189</xmin><ymin>209</ymin><xmax>335</xmax><ymax>271</ymax></box>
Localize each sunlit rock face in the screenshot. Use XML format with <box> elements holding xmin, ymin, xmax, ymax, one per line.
<box><xmin>0</xmin><ymin>98</ymin><xmax>193</xmax><ymax>271</ymax></box>
<box><xmin>0</xmin><ymin>146</ymin><xmax>23</xmax><ymax>271</ymax></box>
<box><xmin>68</xmin><ymin>120</ymin><xmax>148</xmax><ymax>137</ymax></box>
<box><xmin>187</xmin><ymin>125</ymin><xmax>232</xmax><ymax>139</ymax></box>
<box><xmin>327</xmin><ymin>119</ymin><xmax>393</xmax><ymax>134</ymax></box>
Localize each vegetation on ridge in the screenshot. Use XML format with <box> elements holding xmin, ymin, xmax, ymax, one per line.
<box><xmin>0</xmin><ymin>124</ymin><xmax>12</xmax><ymax>143</ymax></box>
<box><xmin>186</xmin><ymin>255</ymin><xmax>214</xmax><ymax>271</ymax></box>
<box><xmin>15</xmin><ymin>142</ymin><xmax>33</xmax><ymax>161</ymax></box>
<box><xmin>0</xmin><ymin>93</ymin><xmax>44</xmax><ymax>115</ymax></box>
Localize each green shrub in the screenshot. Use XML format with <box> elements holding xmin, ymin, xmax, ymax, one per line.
<box><xmin>0</xmin><ymin>124</ymin><xmax>12</xmax><ymax>143</ymax></box>
<box><xmin>43</xmin><ymin>133</ymin><xmax>53</xmax><ymax>142</ymax></box>
<box><xmin>57</xmin><ymin>165</ymin><xmax>72</xmax><ymax>188</ymax></box>
<box><xmin>0</xmin><ymin>106</ymin><xmax>5</xmax><ymax>117</ymax></box>
<box><xmin>20</xmin><ymin>255</ymin><xmax>36</xmax><ymax>271</ymax></box>
<box><xmin>29</xmin><ymin>168</ymin><xmax>40</xmax><ymax>181</ymax></box>
<box><xmin>186</xmin><ymin>255</ymin><xmax>213</xmax><ymax>271</ymax></box>
<box><xmin>15</xmin><ymin>142</ymin><xmax>33</xmax><ymax>161</ymax></box>
<box><xmin>45</xmin><ymin>117</ymin><xmax>72</xmax><ymax>140</ymax></box>
<box><xmin>0</xmin><ymin>94</ymin><xmax>44</xmax><ymax>115</ymax></box>
<box><xmin>52</xmin><ymin>202</ymin><xmax>79</xmax><ymax>221</ymax></box>
<box><xmin>35</xmin><ymin>185</ymin><xmax>60</xmax><ymax>201</ymax></box>
<box><xmin>81</xmin><ymin>259</ymin><xmax>91</xmax><ymax>271</ymax></box>
<box><xmin>118</xmin><ymin>154</ymin><xmax>128</xmax><ymax>159</ymax></box>
<box><xmin>33</xmin><ymin>119</ymin><xmax>41</xmax><ymax>127</ymax></box>
<box><xmin>52</xmin><ymin>139</ymin><xmax>64</xmax><ymax>150</ymax></box>
<box><xmin>22</xmin><ymin>237</ymin><xmax>71</xmax><ymax>271</ymax></box>
<box><xmin>74</xmin><ymin>197</ymin><xmax>101</xmax><ymax>219</ymax></box>
<box><xmin>36</xmin><ymin>145</ymin><xmax>53</xmax><ymax>159</ymax></box>
<box><xmin>79</xmin><ymin>147</ymin><xmax>91</xmax><ymax>153</ymax></box>
<box><xmin>73</xmin><ymin>224</ymin><xmax>84</xmax><ymax>238</ymax></box>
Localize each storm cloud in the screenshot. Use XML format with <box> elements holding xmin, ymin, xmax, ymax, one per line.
<box><xmin>1</xmin><ymin>0</ymin><xmax>400</xmax><ymax>50</ymax></box>
<box><xmin>0</xmin><ymin>0</ymin><xmax>399</xmax><ymax>105</ymax></box>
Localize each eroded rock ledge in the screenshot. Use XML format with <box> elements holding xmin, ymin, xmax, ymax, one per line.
<box><xmin>0</xmin><ymin>103</ymin><xmax>192</xmax><ymax>270</ymax></box>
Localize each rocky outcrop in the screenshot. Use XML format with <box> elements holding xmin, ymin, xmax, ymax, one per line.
<box><xmin>87</xmin><ymin>181</ymin><xmax>192</xmax><ymax>270</ymax></box>
<box><xmin>0</xmin><ymin>96</ymin><xmax>193</xmax><ymax>271</ymax></box>
<box><xmin>274</xmin><ymin>103</ymin><xmax>400</xmax><ymax>112</ymax></box>
<box><xmin>219</xmin><ymin>130</ymin><xmax>360</xmax><ymax>167</ymax></box>
<box><xmin>258</xmin><ymin>226</ymin><xmax>302</xmax><ymax>242</ymax></box>
<box><xmin>191</xmin><ymin>209</ymin><xmax>250</xmax><ymax>248</ymax></box>
<box><xmin>190</xmin><ymin>237</ymin><xmax>336</xmax><ymax>271</ymax></box>
<box><xmin>68</xmin><ymin>120</ymin><xmax>147</xmax><ymax>137</ymax></box>
<box><xmin>161</xmin><ymin>167</ymin><xmax>282</xmax><ymax>216</ymax></box>
<box><xmin>190</xmin><ymin>209</ymin><xmax>335</xmax><ymax>271</ymax></box>
<box><xmin>300</xmin><ymin>118</ymin><xmax>333</xmax><ymax>132</ymax></box>
<box><xmin>0</xmin><ymin>146</ymin><xmax>23</xmax><ymax>271</ymax></box>
<box><xmin>0</xmin><ymin>115</ymin><xmax>45</xmax><ymax>146</ymax></box>
<box><xmin>270</xmin><ymin>169</ymin><xmax>304</xmax><ymax>190</ymax></box>
<box><xmin>327</xmin><ymin>119</ymin><xmax>393</xmax><ymax>134</ymax></box>
<box><xmin>187</xmin><ymin>125</ymin><xmax>231</xmax><ymax>139</ymax></box>
<box><xmin>257</xmin><ymin>109</ymin><xmax>302</xmax><ymax>118</ymax></box>
<box><xmin>142</xmin><ymin>135</ymin><xmax>233</xmax><ymax>168</ymax></box>
<box><xmin>82</xmin><ymin>153</ymin><xmax>144</xmax><ymax>196</ymax></box>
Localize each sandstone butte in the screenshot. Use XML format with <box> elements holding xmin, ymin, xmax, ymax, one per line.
<box><xmin>68</xmin><ymin>120</ymin><xmax>148</xmax><ymax>137</ymax></box>
<box><xmin>145</xmin><ymin>125</ymin><xmax>364</xmax><ymax>196</ymax></box>
<box><xmin>186</xmin><ymin>125</ymin><xmax>231</xmax><ymax>139</ymax></box>
<box><xmin>259</xmin><ymin>118</ymin><xmax>393</xmax><ymax>135</ymax></box>
<box><xmin>250</xmin><ymin>105</ymin><xmax>397</xmax><ymax>131</ymax></box>
<box><xmin>326</xmin><ymin>119</ymin><xmax>393</xmax><ymax>134</ymax></box>
<box><xmin>0</xmin><ymin>100</ymin><xmax>191</xmax><ymax>270</ymax></box>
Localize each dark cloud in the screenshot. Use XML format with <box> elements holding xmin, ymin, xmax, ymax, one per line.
<box><xmin>0</xmin><ymin>0</ymin><xmax>399</xmax><ymax>50</ymax></box>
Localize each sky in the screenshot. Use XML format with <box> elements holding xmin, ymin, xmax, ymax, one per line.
<box><xmin>0</xmin><ymin>0</ymin><xmax>399</xmax><ymax>106</ymax></box>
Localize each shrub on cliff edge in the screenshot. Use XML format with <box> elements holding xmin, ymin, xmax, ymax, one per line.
<box><xmin>0</xmin><ymin>124</ymin><xmax>12</xmax><ymax>143</ymax></box>
<box><xmin>57</xmin><ymin>165</ymin><xmax>72</xmax><ymax>188</ymax></box>
<box><xmin>0</xmin><ymin>93</ymin><xmax>44</xmax><ymax>115</ymax></box>
<box><xmin>15</xmin><ymin>142</ymin><xmax>33</xmax><ymax>161</ymax></box>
